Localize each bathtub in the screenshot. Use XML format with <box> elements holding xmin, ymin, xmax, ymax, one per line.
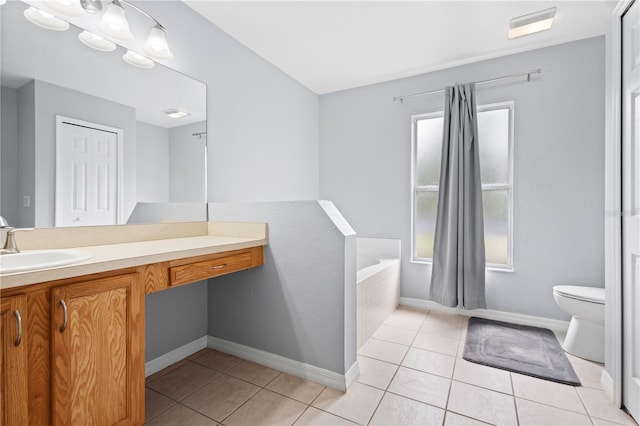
<box><xmin>356</xmin><ymin>238</ymin><xmax>401</xmax><ymax>349</ymax></box>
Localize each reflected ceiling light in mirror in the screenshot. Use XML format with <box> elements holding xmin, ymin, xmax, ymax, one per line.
<box><xmin>144</xmin><ymin>25</ymin><xmax>173</xmax><ymax>60</ymax></box>
<box><xmin>23</xmin><ymin>6</ymin><xmax>70</xmax><ymax>31</ymax></box>
<box><xmin>0</xmin><ymin>0</ymin><xmax>7</xmax><ymax>5</ymax></box>
<box><xmin>97</xmin><ymin>0</ymin><xmax>133</xmax><ymax>41</ymax></box>
<box><xmin>78</xmin><ymin>30</ymin><xmax>116</xmax><ymax>51</ymax></box>
<box><xmin>122</xmin><ymin>50</ymin><xmax>154</xmax><ymax>68</ymax></box>
<box><xmin>44</xmin><ymin>0</ymin><xmax>86</xmax><ymax>18</ymax></box>
<box><xmin>163</xmin><ymin>108</ymin><xmax>190</xmax><ymax>119</ymax></box>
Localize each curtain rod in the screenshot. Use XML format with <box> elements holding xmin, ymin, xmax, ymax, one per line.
<box><xmin>393</xmin><ymin>67</ymin><xmax>542</xmax><ymax>103</ymax></box>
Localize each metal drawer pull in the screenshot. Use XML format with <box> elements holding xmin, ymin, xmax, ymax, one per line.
<box><xmin>60</xmin><ymin>299</ymin><xmax>68</xmax><ymax>333</ymax></box>
<box><xmin>210</xmin><ymin>264</ymin><xmax>227</xmax><ymax>270</ymax></box>
<box><xmin>14</xmin><ymin>309</ymin><xmax>22</xmax><ymax>347</ymax></box>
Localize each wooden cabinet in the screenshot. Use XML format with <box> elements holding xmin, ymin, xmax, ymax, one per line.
<box><xmin>1</xmin><ymin>294</ymin><xmax>29</xmax><ymax>425</ymax></box>
<box><xmin>0</xmin><ymin>244</ymin><xmax>263</xmax><ymax>425</ymax></box>
<box><xmin>50</xmin><ymin>272</ymin><xmax>144</xmax><ymax>426</ymax></box>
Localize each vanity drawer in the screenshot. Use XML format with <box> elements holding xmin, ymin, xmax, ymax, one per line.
<box><xmin>169</xmin><ymin>247</ymin><xmax>263</xmax><ymax>287</ymax></box>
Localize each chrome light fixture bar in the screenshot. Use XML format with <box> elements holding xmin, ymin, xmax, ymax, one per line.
<box><xmin>508</xmin><ymin>7</ymin><xmax>556</xmax><ymax>39</ymax></box>
<box><xmin>20</xmin><ymin>0</ymin><xmax>173</xmax><ymax>68</ymax></box>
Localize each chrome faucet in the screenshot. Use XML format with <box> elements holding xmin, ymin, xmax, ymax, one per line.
<box><xmin>0</xmin><ymin>216</ymin><xmax>19</xmax><ymax>255</ymax></box>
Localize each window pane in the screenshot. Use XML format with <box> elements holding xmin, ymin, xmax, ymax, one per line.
<box><xmin>414</xmin><ymin>191</ymin><xmax>438</xmax><ymax>258</ymax></box>
<box><xmin>416</xmin><ymin>117</ymin><xmax>443</xmax><ymax>186</ymax></box>
<box><xmin>478</xmin><ymin>108</ymin><xmax>509</xmax><ymax>184</ymax></box>
<box><xmin>483</xmin><ymin>189</ymin><xmax>509</xmax><ymax>265</ymax></box>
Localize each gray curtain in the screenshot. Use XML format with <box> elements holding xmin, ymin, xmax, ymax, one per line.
<box><xmin>429</xmin><ymin>82</ymin><xmax>486</xmax><ymax>309</ymax></box>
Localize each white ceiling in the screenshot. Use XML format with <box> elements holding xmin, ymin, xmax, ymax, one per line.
<box><xmin>185</xmin><ymin>1</ymin><xmax>610</xmax><ymax>94</ymax></box>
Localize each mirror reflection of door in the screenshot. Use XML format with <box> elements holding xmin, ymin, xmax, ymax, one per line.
<box><xmin>55</xmin><ymin>117</ymin><xmax>122</xmax><ymax>227</ymax></box>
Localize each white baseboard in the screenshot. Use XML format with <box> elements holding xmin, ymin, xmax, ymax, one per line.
<box><xmin>601</xmin><ymin>369</ymin><xmax>615</xmax><ymax>402</ymax></box>
<box><xmin>207</xmin><ymin>336</ymin><xmax>354</xmax><ymax>391</ymax></box>
<box><xmin>145</xmin><ymin>336</ymin><xmax>208</xmax><ymax>377</ymax></box>
<box><xmin>400</xmin><ymin>297</ymin><xmax>570</xmax><ymax>333</ymax></box>
<box><xmin>344</xmin><ymin>360</ymin><xmax>360</xmax><ymax>390</ymax></box>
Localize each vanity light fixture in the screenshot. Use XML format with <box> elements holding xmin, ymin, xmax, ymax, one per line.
<box><xmin>78</xmin><ymin>30</ymin><xmax>116</xmax><ymax>52</ymax></box>
<box><xmin>122</xmin><ymin>50</ymin><xmax>154</xmax><ymax>68</ymax></box>
<box><xmin>23</xmin><ymin>6</ymin><xmax>70</xmax><ymax>31</ymax></box>
<box><xmin>508</xmin><ymin>7</ymin><xmax>556</xmax><ymax>39</ymax></box>
<box><xmin>0</xmin><ymin>0</ymin><xmax>8</xmax><ymax>5</ymax></box>
<box><xmin>163</xmin><ymin>108</ymin><xmax>190</xmax><ymax>119</ymax></box>
<box><xmin>22</xmin><ymin>0</ymin><xmax>174</xmax><ymax>68</ymax></box>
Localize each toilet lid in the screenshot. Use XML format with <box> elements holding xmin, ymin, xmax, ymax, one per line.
<box><xmin>553</xmin><ymin>285</ymin><xmax>605</xmax><ymax>304</ymax></box>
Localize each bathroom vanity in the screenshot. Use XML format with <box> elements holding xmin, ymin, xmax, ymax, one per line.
<box><xmin>0</xmin><ymin>222</ymin><xmax>266</xmax><ymax>426</ymax></box>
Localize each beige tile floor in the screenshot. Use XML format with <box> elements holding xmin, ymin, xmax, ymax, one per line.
<box><xmin>144</xmin><ymin>307</ymin><xmax>638</xmax><ymax>426</ymax></box>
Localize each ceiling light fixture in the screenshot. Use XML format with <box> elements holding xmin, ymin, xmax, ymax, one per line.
<box><xmin>97</xmin><ymin>0</ymin><xmax>133</xmax><ymax>41</ymax></box>
<box><xmin>163</xmin><ymin>108</ymin><xmax>190</xmax><ymax>119</ymax></box>
<box><xmin>508</xmin><ymin>7</ymin><xmax>556</xmax><ymax>40</ymax></box>
<box><xmin>23</xmin><ymin>6</ymin><xmax>70</xmax><ymax>31</ymax></box>
<box><xmin>144</xmin><ymin>24</ymin><xmax>173</xmax><ymax>61</ymax></box>
<box><xmin>21</xmin><ymin>0</ymin><xmax>174</xmax><ymax>69</ymax></box>
<box><xmin>78</xmin><ymin>30</ymin><xmax>117</xmax><ymax>51</ymax></box>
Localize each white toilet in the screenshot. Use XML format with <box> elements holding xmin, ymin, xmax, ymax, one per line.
<box><xmin>553</xmin><ymin>285</ymin><xmax>605</xmax><ymax>363</ymax></box>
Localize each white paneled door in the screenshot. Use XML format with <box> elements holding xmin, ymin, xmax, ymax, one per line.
<box><xmin>56</xmin><ymin>119</ymin><xmax>119</xmax><ymax>227</ymax></box>
<box><xmin>622</xmin><ymin>0</ymin><xmax>640</xmax><ymax>422</ymax></box>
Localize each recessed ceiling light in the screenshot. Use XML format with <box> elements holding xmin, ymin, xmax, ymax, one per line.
<box><xmin>163</xmin><ymin>108</ymin><xmax>190</xmax><ymax>119</ymax></box>
<box><xmin>508</xmin><ymin>7</ymin><xmax>556</xmax><ymax>40</ymax></box>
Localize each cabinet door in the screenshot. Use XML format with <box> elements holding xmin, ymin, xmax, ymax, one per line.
<box><xmin>1</xmin><ymin>295</ymin><xmax>28</xmax><ymax>426</ymax></box>
<box><xmin>51</xmin><ymin>273</ymin><xmax>144</xmax><ymax>426</ymax></box>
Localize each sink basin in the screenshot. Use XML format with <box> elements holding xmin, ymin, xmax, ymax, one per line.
<box><xmin>0</xmin><ymin>249</ymin><xmax>93</xmax><ymax>274</ymax></box>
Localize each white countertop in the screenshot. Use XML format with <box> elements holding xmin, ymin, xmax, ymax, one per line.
<box><xmin>0</xmin><ymin>222</ymin><xmax>267</xmax><ymax>290</ymax></box>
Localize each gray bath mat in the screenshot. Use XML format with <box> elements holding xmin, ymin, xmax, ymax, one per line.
<box><xmin>464</xmin><ymin>317</ymin><xmax>581</xmax><ymax>386</ymax></box>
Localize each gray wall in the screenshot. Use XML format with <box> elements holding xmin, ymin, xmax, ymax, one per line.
<box><xmin>169</xmin><ymin>121</ymin><xmax>207</xmax><ymax>202</ymax></box>
<box><xmin>145</xmin><ymin>281</ymin><xmax>209</xmax><ymax>360</ymax></box>
<box><xmin>16</xmin><ymin>81</ymin><xmax>35</xmax><ymax>228</ymax></box>
<box><xmin>1</xmin><ymin>86</ymin><xmax>18</xmax><ymax>225</ymax></box>
<box><xmin>137</xmin><ymin>121</ymin><xmax>170</xmax><ymax>203</ymax></box>
<box><xmin>319</xmin><ymin>37</ymin><xmax>605</xmax><ymax>321</ymax></box>
<box><xmin>208</xmin><ymin>201</ymin><xmax>357</xmax><ymax>375</ymax></box>
<box><xmin>133</xmin><ymin>1</ymin><xmax>320</xmax><ymax>363</ymax></box>
<box><xmin>138</xmin><ymin>1</ymin><xmax>320</xmax><ymax>203</ymax></box>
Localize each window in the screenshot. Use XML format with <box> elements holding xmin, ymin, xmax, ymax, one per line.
<box><xmin>411</xmin><ymin>102</ymin><xmax>513</xmax><ymax>269</ymax></box>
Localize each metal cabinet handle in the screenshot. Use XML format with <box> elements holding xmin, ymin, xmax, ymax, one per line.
<box><xmin>14</xmin><ymin>309</ymin><xmax>22</xmax><ymax>347</ymax></box>
<box><xmin>60</xmin><ymin>299</ymin><xmax>68</xmax><ymax>333</ymax></box>
<box><xmin>210</xmin><ymin>264</ymin><xmax>227</xmax><ymax>270</ymax></box>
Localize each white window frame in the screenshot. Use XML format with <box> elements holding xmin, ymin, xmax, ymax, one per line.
<box><xmin>410</xmin><ymin>101</ymin><xmax>514</xmax><ymax>271</ymax></box>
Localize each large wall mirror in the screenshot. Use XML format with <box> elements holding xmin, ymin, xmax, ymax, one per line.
<box><xmin>0</xmin><ymin>0</ymin><xmax>207</xmax><ymax>228</ymax></box>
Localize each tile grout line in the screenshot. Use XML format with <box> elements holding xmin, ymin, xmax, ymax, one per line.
<box><xmin>365</xmin><ymin>309</ymin><xmax>429</xmax><ymax>425</ymax></box>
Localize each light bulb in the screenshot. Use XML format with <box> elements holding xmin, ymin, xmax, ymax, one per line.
<box><xmin>143</xmin><ymin>25</ymin><xmax>173</xmax><ymax>60</ymax></box>
<box><xmin>97</xmin><ymin>1</ymin><xmax>133</xmax><ymax>41</ymax></box>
